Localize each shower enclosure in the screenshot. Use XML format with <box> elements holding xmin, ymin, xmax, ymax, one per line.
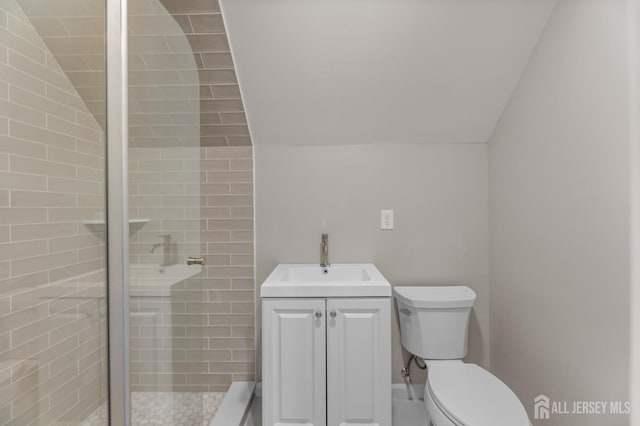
<box><xmin>0</xmin><ymin>0</ymin><xmax>255</xmax><ymax>424</ymax></box>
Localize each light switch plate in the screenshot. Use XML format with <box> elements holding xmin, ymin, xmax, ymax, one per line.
<box><xmin>381</xmin><ymin>210</ymin><xmax>394</xmax><ymax>230</ymax></box>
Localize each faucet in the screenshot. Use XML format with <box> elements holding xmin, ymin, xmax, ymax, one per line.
<box><xmin>320</xmin><ymin>233</ymin><xmax>330</xmax><ymax>268</ymax></box>
<box><xmin>150</xmin><ymin>234</ymin><xmax>172</xmax><ymax>268</ymax></box>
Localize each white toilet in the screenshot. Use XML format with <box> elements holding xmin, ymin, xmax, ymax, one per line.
<box><xmin>394</xmin><ymin>286</ymin><xmax>530</xmax><ymax>426</ymax></box>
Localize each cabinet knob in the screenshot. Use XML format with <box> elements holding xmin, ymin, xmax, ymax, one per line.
<box><xmin>315</xmin><ymin>311</ymin><xmax>322</xmax><ymax>319</ymax></box>
<box><xmin>330</xmin><ymin>310</ymin><xmax>337</xmax><ymax>318</ymax></box>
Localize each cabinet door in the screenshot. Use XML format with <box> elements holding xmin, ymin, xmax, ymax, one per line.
<box><xmin>262</xmin><ymin>299</ymin><xmax>326</xmax><ymax>426</ymax></box>
<box><xmin>327</xmin><ymin>298</ymin><xmax>391</xmax><ymax>426</ymax></box>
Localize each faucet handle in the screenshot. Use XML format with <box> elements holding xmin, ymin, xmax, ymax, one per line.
<box><xmin>187</xmin><ymin>256</ymin><xmax>205</xmax><ymax>266</ymax></box>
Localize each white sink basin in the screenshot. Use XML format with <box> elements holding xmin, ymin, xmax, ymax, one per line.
<box><xmin>261</xmin><ymin>263</ymin><xmax>391</xmax><ymax>298</ymax></box>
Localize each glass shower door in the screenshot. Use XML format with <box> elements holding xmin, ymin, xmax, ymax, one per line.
<box><xmin>127</xmin><ymin>0</ymin><xmax>209</xmax><ymax>423</ymax></box>
<box><xmin>0</xmin><ymin>0</ymin><xmax>109</xmax><ymax>424</ymax></box>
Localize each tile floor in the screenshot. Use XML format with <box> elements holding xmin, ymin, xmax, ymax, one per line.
<box><xmin>81</xmin><ymin>392</ymin><xmax>227</xmax><ymax>426</ymax></box>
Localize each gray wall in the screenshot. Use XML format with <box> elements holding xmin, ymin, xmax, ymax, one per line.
<box><xmin>489</xmin><ymin>0</ymin><xmax>631</xmax><ymax>424</ymax></box>
<box><xmin>255</xmin><ymin>143</ymin><xmax>489</xmax><ymax>383</ymax></box>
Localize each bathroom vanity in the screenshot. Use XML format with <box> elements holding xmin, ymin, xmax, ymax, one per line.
<box><xmin>261</xmin><ymin>264</ymin><xmax>392</xmax><ymax>426</ymax></box>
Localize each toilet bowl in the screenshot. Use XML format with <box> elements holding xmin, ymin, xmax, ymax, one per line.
<box><xmin>394</xmin><ymin>286</ymin><xmax>530</xmax><ymax>426</ymax></box>
<box><xmin>424</xmin><ymin>361</ymin><xmax>529</xmax><ymax>426</ymax></box>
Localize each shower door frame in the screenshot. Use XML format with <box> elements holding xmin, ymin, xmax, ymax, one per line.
<box><xmin>106</xmin><ymin>0</ymin><xmax>131</xmax><ymax>423</ymax></box>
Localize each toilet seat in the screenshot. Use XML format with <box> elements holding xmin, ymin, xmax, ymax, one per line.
<box><xmin>427</xmin><ymin>363</ymin><xmax>529</xmax><ymax>426</ymax></box>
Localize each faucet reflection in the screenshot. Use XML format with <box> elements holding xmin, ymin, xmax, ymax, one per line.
<box><xmin>150</xmin><ymin>234</ymin><xmax>172</xmax><ymax>272</ymax></box>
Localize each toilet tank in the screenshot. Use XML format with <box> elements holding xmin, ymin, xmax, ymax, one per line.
<box><xmin>394</xmin><ymin>286</ymin><xmax>476</xmax><ymax>360</ymax></box>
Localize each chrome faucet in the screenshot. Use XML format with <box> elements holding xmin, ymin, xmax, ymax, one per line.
<box><xmin>320</xmin><ymin>233</ymin><xmax>330</xmax><ymax>268</ymax></box>
<box><xmin>150</xmin><ymin>234</ymin><xmax>172</xmax><ymax>267</ymax></box>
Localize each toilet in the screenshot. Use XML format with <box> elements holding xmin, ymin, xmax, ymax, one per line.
<box><xmin>394</xmin><ymin>286</ymin><xmax>530</xmax><ymax>426</ymax></box>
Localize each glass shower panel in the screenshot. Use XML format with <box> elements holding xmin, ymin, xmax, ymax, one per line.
<box><xmin>0</xmin><ymin>0</ymin><xmax>109</xmax><ymax>424</ymax></box>
<box><xmin>127</xmin><ymin>0</ymin><xmax>209</xmax><ymax>423</ymax></box>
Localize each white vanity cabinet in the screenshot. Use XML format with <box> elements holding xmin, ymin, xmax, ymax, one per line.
<box><xmin>262</xmin><ymin>298</ymin><xmax>327</xmax><ymax>426</ymax></box>
<box><xmin>262</xmin><ymin>297</ymin><xmax>391</xmax><ymax>426</ymax></box>
<box><xmin>326</xmin><ymin>298</ymin><xmax>391</xmax><ymax>426</ymax></box>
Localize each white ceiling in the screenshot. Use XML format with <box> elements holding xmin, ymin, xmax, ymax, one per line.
<box><xmin>221</xmin><ymin>0</ymin><xmax>557</xmax><ymax>145</ymax></box>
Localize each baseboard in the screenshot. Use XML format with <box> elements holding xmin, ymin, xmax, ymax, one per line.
<box><xmin>392</xmin><ymin>383</ymin><xmax>425</xmax><ymax>401</ymax></box>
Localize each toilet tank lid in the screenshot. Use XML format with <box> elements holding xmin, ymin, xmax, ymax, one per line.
<box><xmin>394</xmin><ymin>286</ymin><xmax>476</xmax><ymax>308</ymax></box>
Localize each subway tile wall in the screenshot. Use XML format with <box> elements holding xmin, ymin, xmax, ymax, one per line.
<box><xmin>2</xmin><ymin>0</ymin><xmax>255</xmax><ymax>402</ymax></box>
<box><xmin>128</xmin><ymin>146</ymin><xmax>254</xmax><ymax>392</ymax></box>
<box><xmin>0</xmin><ymin>1</ymin><xmax>108</xmax><ymax>424</ymax></box>
<box><xmin>200</xmin><ymin>146</ymin><xmax>254</xmax><ymax>390</ymax></box>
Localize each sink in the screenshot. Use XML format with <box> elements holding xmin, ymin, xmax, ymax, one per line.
<box><xmin>261</xmin><ymin>263</ymin><xmax>391</xmax><ymax>298</ymax></box>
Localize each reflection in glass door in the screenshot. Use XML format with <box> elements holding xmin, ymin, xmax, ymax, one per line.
<box><xmin>122</xmin><ymin>0</ymin><xmax>259</xmax><ymax>422</ymax></box>
<box><xmin>127</xmin><ymin>0</ymin><xmax>207</xmax><ymax>423</ymax></box>
<box><xmin>124</xmin><ymin>0</ymin><xmax>257</xmax><ymax>423</ymax></box>
<box><xmin>0</xmin><ymin>0</ymin><xmax>109</xmax><ymax>424</ymax></box>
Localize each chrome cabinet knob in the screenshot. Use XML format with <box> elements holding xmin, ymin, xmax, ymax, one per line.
<box><xmin>315</xmin><ymin>311</ymin><xmax>322</xmax><ymax>319</ymax></box>
<box><xmin>329</xmin><ymin>310</ymin><xmax>337</xmax><ymax>318</ymax></box>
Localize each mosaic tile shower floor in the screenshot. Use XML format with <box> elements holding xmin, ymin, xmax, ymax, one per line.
<box><xmin>81</xmin><ymin>392</ymin><xmax>226</xmax><ymax>426</ymax></box>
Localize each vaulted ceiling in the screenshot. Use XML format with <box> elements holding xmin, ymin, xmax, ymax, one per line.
<box><xmin>221</xmin><ymin>0</ymin><xmax>558</xmax><ymax>145</ymax></box>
